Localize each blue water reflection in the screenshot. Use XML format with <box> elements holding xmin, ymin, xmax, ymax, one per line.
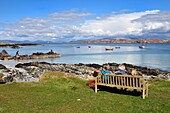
<box><xmin>0</xmin><ymin>43</ymin><xmax>170</xmax><ymax>71</ymax></box>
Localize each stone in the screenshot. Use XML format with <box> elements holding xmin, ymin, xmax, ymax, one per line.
<box><xmin>11</xmin><ymin>45</ymin><xmax>20</xmax><ymax>49</ymax></box>
<box><xmin>0</xmin><ymin>73</ymin><xmax>5</xmax><ymax>83</ymax></box>
<box><xmin>0</xmin><ymin>64</ymin><xmax>6</xmax><ymax>69</ymax></box>
<box><xmin>0</xmin><ymin>50</ymin><xmax>10</xmax><ymax>60</ymax></box>
<box><xmin>3</xmin><ymin>75</ymin><xmax>13</xmax><ymax>83</ymax></box>
<box><xmin>1</xmin><ymin>50</ymin><xmax>8</xmax><ymax>56</ymax></box>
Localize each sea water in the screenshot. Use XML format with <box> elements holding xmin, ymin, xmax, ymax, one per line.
<box><xmin>0</xmin><ymin>43</ymin><xmax>170</xmax><ymax>72</ymax></box>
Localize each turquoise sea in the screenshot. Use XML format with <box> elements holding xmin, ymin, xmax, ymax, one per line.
<box><xmin>0</xmin><ymin>43</ymin><xmax>170</xmax><ymax>72</ymax></box>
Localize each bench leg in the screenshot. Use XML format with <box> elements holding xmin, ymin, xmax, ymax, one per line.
<box><xmin>146</xmin><ymin>82</ymin><xmax>149</xmax><ymax>97</ymax></box>
<box><xmin>142</xmin><ymin>88</ymin><xmax>145</xmax><ymax>99</ymax></box>
<box><xmin>95</xmin><ymin>78</ymin><xmax>97</xmax><ymax>93</ymax></box>
<box><xmin>95</xmin><ymin>84</ymin><xmax>97</xmax><ymax>93</ymax></box>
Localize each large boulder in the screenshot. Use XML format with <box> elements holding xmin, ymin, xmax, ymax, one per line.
<box><xmin>0</xmin><ymin>64</ymin><xmax>6</xmax><ymax>69</ymax></box>
<box><xmin>0</xmin><ymin>73</ymin><xmax>5</xmax><ymax>83</ymax></box>
<box><xmin>1</xmin><ymin>50</ymin><xmax>8</xmax><ymax>57</ymax></box>
<box><xmin>3</xmin><ymin>75</ymin><xmax>13</xmax><ymax>83</ymax></box>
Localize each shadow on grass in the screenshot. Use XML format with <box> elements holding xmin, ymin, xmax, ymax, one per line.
<box><xmin>91</xmin><ymin>86</ymin><xmax>142</xmax><ymax>97</ymax></box>
<box><xmin>0</xmin><ymin>82</ymin><xmax>6</xmax><ymax>84</ymax></box>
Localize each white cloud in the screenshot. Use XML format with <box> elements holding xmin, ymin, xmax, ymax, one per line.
<box><xmin>0</xmin><ymin>9</ymin><xmax>170</xmax><ymax>41</ymax></box>
<box><xmin>79</xmin><ymin>10</ymin><xmax>160</xmax><ymax>37</ymax></box>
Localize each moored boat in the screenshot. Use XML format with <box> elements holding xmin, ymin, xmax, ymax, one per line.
<box><xmin>115</xmin><ymin>46</ymin><xmax>120</xmax><ymax>49</ymax></box>
<box><xmin>105</xmin><ymin>48</ymin><xmax>113</xmax><ymax>51</ymax></box>
<box><xmin>139</xmin><ymin>38</ymin><xmax>146</xmax><ymax>49</ymax></box>
<box><xmin>139</xmin><ymin>45</ymin><xmax>145</xmax><ymax>49</ymax></box>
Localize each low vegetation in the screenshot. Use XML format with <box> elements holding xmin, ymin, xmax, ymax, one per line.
<box><xmin>0</xmin><ymin>72</ymin><xmax>170</xmax><ymax>113</ymax></box>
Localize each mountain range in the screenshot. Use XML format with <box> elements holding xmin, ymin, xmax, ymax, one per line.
<box><xmin>0</xmin><ymin>38</ymin><xmax>170</xmax><ymax>44</ymax></box>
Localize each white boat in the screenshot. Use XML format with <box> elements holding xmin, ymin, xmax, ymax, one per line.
<box><xmin>105</xmin><ymin>48</ymin><xmax>113</xmax><ymax>51</ymax></box>
<box><xmin>139</xmin><ymin>45</ymin><xmax>145</xmax><ymax>49</ymax></box>
<box><xmin>139</xmin><ymin>38</ymin><xmax>146</xmax><ymax>49</ymax></box>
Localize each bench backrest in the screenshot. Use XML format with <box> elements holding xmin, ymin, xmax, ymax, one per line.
<box><xmin>96</xmin><ymin>74</ymin><xmax>145</xmax><ymax>89</ymax></box>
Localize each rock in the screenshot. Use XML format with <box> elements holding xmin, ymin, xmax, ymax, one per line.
<box><xmin>3</xmin><ymin>75</ymin><xmax>13</xmax><ymax>83</ymax></box>
<box><xmin>15</xmin><ymin>62</ymin><xmax>40</xmax><ymax>68</ymax></box>
<box><xmin>150</xmin><ymin>69</ymin><xmax>161</xmax><ymax>76</ymax></box>
<box><xmin>18</xmin><ymin>55</ymin><xmax>30</xmax><ymax>60</ymax></box>
<box><xmin>144</xmin><ymin>75</ymin><xmax>152</xmax><ymax>81</ymax></box>
<box><xmin>0</xmin><ymin>50</ymin><xmax>60</xmax><ymax>61</ymax></box>
<box><xmin>11</xmin><ymin>45</ymin><xmax>20</xmax><ymax>49</ymax></box>
<box><xmin>0</xmin><ymin>64</ymin><xmax>6</xmax><ymax>69</ymax></box>
<box><xmin>85</xmin><ymin>63</ymin><xmax>102</xmax><ymax>69</ymax></box>
<box><xmin>0</xmin><ymin>73</ymin><xmax>6</xmax><ymax>83</ymax></box>
<box><xmin>0</xmin><ymin>50</ymin><xmax>10</xmax><ymax>60</ymax></box>
<box><xmin>1</xmin><ymin>50</ymin><xmax>8</xmax><ymax>56</ymax></box>
<box><xmin>158</xmin><ymin>73</ymin><xmax>170</xmax><ymax>80</ymax></box>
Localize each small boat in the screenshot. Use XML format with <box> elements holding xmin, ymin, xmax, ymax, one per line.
<box><xmin>105</xmin><ymin>48</ymin><xmax>113</xmax><ymax>51</ymax></box>
<box><xmin>115</xmin><ymin>46</ymin><xmax>120</xmax><ymax>49</ymax></box>
<box><xmin>139</xmin><ymin>45</ymin><xmax>145</xmax><ymax>49</ymax></box>
<box><xmin>88</xmin><ymin>46</ymin><xmax>91</xmax><ymax>48</ymax></box>
<box><xmin>139</xmin><ymin>38</ymin><xmax>146</xmax><ymax>49</ymax></box>
<box><xmin>76</xmin><ymin>46</ymin><xmax>80</xmax><ymax>48</ymax></box>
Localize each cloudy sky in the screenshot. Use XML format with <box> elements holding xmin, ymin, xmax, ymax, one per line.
<box><xmin>0</xmin><ymin>0</ymin><xmax>170</xmax><ymax>42</ymax></box>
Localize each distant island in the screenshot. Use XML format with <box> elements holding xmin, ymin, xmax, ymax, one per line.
<box><xmin>0</xmin><ymin>38</ymin><xmax>170</xmax><ymax>45</ymax></box>
<box><xmin>84</xmin><ymin>38</ymin><xmax>170</xmax><ymax>44</ymax></box>
<box><xmin>0</xmin><ymin>42</ymin><xmax>40</xmax><ymax>48</ymax></box>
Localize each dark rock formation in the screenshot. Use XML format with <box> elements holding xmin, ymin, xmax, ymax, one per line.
<box><xmin>18</xmin><ymin>51</ymin><xmax>60</xmax><ymax>60</ymax></box>
<box><xmin>1</xmin><ymin>50</ymin><xmax>8</xmax><ymax>56</ymax></box>
<box><xmin>0</xmin><ymin>50</ymin><xmax>60</xmax><ymax>60</ymax></box>
<box><xmin>0</xmin><ymin>50</ymin><xmax>9</xmax><ymax>57</ymax></box>
<box><xmin>0</xmin><ymin>64</ymin><xmax>6</xmax><ymax>69</ymax></box>
<box><xmin>0</xmin><ymin>50</ymin><xmax>13</xmax><ymax>60</ymax></box>
<box><xmin>11</xmin><ymin>45</ymin><xmax>21</xmax><ymax>49</ymax></box>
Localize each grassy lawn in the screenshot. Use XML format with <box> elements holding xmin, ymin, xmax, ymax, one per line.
<box><xmin>0</xmin><ymin>72</ymin><xmax>170</xmax><ymax>113</ymax></box>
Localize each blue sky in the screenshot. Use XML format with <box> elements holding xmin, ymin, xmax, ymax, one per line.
<box><xmin>0</xmin><ymin>0</ymin><xmax>170</xmax><ymax>41</ymax></box>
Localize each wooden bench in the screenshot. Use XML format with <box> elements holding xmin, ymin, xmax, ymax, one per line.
<box><xmin>95</xmin><ymin>74</ymin><xmax>148</xmax><ymax>99</ymax></box>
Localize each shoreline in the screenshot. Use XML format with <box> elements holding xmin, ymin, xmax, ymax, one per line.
<box><xmin>0</xmin><ymin>59</ymin><xmax>170</xmax><ymax>72</ymax></box>
<box><xmin>0</xmin><ymin>62</ymin><xmax>170</xmax><ymax>83</ymax></box>
<box><xmin>0</xmin><ymin>43</ymin><xmax>40</xmax><ymax>47</ymax></box>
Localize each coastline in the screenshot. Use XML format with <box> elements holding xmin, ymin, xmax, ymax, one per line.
<box><xmin>0</xmin><ymin>62</ymin><xmax>169</xmax><ymax>84</ymax></box>
<box><xmin>0</xmin><ymin>43</ymin><xmax>40</xmax><ymax>47</ymax></box>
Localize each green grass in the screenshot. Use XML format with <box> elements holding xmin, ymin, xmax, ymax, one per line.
<box><xmin>0</xmin><ymin>72</ymin><xmax>170</xmax><ymax>113</ymax></box>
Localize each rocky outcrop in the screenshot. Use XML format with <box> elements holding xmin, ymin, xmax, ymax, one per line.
<box><xmin>15</xmin><ymin>62</ymin><xmax>95</xmax><ymax>79</ymax></box>
<box><xmin>0</xmin><ymin>64</ymin><xmax>6</xmax><ymax>69</ymax></box>
<box><xmin>0</xmin><ymin>62</ymin><xmax>169</xmax><ymax>84</ymax></box>
<box><xmin>0</xmin><ymin>50</ymin><xmax>8</xmax><ymax>58</ymax></box>
<box><xmin>0</xmin><ymin>43</ymin><xmax>39</xmax><ymax>48</ymax></box>
<box><xmin>11</xmin><ymin>45</ymin><xmax>21</xmax><ymax>49</ymax></box>
<box><xmin>0</xmin><ymin>50</ymin><xmax>60</xmax><ymax>60</ymax></box>
<box><xmin>0</xmin><ymin>50</ymin><xmax>13</xmax><ymax>60</ymax></box>
<box><xmin>18</xmin><ymin>51</ymin><xmax>60</xmax><ymax>60</ymax></box>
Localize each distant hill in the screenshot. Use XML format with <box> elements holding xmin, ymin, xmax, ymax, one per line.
<box><xmin>84</xmin><ymin>38</ymin><xmax>170</xmax><ymax>44</ymax></box>
<box><xmin>0</xmin><ymin>38</ymin><xmax>170</xmax><ymax>44</ymax></box>
<box><xmin>0</xmin><ymin>40</ymin><xmax>55</xmax><ymax>44</ymax></box>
